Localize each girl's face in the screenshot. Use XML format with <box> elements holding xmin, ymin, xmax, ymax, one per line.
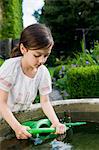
<box><xmin>21</xmin><ymin>44</ymin><xmax>52</xmax><ymax>69</ymax></box>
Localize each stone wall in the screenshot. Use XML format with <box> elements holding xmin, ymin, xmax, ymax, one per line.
<box><xmin>0</xmin><ymin>39</ymin><xmax>19</xmax><ymax>59</ymax></box>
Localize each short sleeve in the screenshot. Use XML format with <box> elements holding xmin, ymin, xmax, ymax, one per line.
<box><xmin>0</xmin><ymin>61</ymin><xmax>13</xmax><ymax>92</ymax></box>
<box><xmin>39</xmin><ymin>66</ymin><xmax>52</xmax><ymax>95</ymax></box>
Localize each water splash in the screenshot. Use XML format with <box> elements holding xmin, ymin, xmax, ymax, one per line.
<box><xmin>50</xmin><ymin>140</ymin><xmax>73</xmax><ymax>150</ymax></box>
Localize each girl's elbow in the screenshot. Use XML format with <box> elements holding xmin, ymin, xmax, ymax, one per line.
<box><xmin>40</xmin><ymin>95</ymin><xmax>50</xmax><ymax>103</ymax></box>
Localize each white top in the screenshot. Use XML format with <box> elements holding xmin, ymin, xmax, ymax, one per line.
<box><xmin>0</xmin><ymin>57</ymin><xmax>52</xmax><ymax>112</ymax></box>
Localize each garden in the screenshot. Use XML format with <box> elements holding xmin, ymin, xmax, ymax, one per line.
<box><xmin>48</xmin><ymin>41</ymin><xmax>99</xmax><ymax>100</ymax></box>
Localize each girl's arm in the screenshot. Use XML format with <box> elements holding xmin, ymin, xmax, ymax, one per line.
<box><xmin>40</xmin><ymin>94</ymin><xmax>66</xmax><ymax>134</ymax></box>
<box><xmin>0</xmin><ymin>89</ymin><xmax>31</xmax><ymax>139</ymax></box>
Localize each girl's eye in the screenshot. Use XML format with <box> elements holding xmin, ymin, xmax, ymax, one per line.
<box><xmin>34</xmin><ymin>54</ymin><xmax>49</xmax><ymax>58</ymax></box>
<box><xmin>44</xmin><ymin>54</ymin><xmax>50</xmax><ymax>58</ymax></box>
<box><xmin>34</xmin><ymin>55</ymin><xmax>41</xmax><ymax>57</ymax></box>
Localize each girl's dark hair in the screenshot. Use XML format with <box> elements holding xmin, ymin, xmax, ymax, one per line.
<box><xmin>10</xmin><ymin>23</ymin><xmax>54</xmax><ymax>58</ymax></box>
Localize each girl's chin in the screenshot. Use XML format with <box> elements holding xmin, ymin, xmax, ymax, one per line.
<box><xmin>31</xmin><ymin>64</ymin><xmax>41</xmax><ymax>69</ymax></box>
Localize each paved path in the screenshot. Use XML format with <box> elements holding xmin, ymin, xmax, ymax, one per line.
<box><xmin>49</xmin><ymin>88</ymin><xmax>63</xmax><ymax>101</ymax></box>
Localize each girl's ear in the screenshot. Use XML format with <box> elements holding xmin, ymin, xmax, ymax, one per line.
<box><xmin>20</xmin><ymin>43</ymin><xmax>28</xmax><ymax>54</ymax></box>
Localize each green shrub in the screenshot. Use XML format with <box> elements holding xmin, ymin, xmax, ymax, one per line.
<box><xmin>0</xmin><ymin>0</ymin><xmax>23</xmax><ymax>39</ymax></box>
<box><xmin>52</xmin><ymin>65</ymin><xmax>70</xmax><ymax>99</ymax></box>
<box><xmin>53</xmin><ymin>65</ymin><xmax>69</xmax><ymax>80</ymax></box>
<box><xmin>66</xmin><ymin>65</ymin><xmax>99</xmax><ymax>98</ymax></box>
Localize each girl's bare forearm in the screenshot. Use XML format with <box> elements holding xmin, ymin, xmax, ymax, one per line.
<box><xmin>0</xmin><ymin>102</ymin><xmax>21</xmax><ymax>131</ymax></box>
<box><xmin>41</xmin><ymin>100</ymin><xmax>59</xmax><ymax>126</ymax></box>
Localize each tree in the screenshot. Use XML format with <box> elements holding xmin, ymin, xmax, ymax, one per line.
<box><xmin>40</xmin><ymin>0</ymin><xmax>99</xmax><ymax>58</ymax></box>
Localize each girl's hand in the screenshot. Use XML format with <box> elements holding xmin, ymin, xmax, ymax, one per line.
<box><xmin>51</xmin><ymin>122</ymin><xmax>67</xmax><ymax>134</ymax></box>
<box><xmin>14</xmin><ymin>125</ymin><xmax>32</xmax><ymax>139</ymax></box>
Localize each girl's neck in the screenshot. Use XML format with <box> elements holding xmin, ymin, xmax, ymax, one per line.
<box><xmin>21</xmin><ymin>58</ymin><xmax>37</xmax><ymax>78</ymax></box>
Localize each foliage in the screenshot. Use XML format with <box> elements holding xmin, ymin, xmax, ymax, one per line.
<box><xmin>66</xmin><ymin>42</ymin><xmax>99</xmax><ymax>67</ymax></box>
<box><xmin>0</xmin><ymin>0</ymin><xmax>23</xmax><ymax>39</ymax></box>
<box><xmin>46</xmin><ymin>52</ymin><xmax>57</xmax><ymax>67</ymax></box>
<box><xmin>48</xmin><ymin>67</ymin><xmax>55</xmax><ymax>77</ymax></box>
<box><xmin>33</xmin><ymin>9</ymin><xmax>41</xmax><ymax>22</ymax></box>
<box><xmin>52</xmin><ymin>42</ymin><xmax>99</xmax><ymax>99</ymax></box>
<box><xmin>0</xmin><ymin>57</ymin><xmax>4</xmax><ymax>66</ymax></box>
<box><xmin>66</xmin><ymin>65</ymin><xmax>99</xmax><ymax>98</ymax></box>
<box><xmin>52</xmin><ymin>65</ymin><xmax>70</xmax><ymax>99</ymax></box>
<box><xmin>67</xmin><ymin>51</ymin><xmax>97</xmax><ymax>67</ymax></box>
<box><xmin>90</xmin><ymin>42</ymin><xmax>99</xmax><ymax>64</ymax></box>
<box><xmin>33</xmin><ymin>94</ymin><xmax>40</xmax><ymax>104</ymax></box>
<box><xmin>53</xmin><ymin>65</ymin><xmax>68</xmax><ymax>80</ymax></box>
<box><xmin>40</xmin><ymin>0</ymin><xmax>99</xmax><ymax>57</ymax></box>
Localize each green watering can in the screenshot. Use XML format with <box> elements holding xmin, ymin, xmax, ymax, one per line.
<box><xmin>22</xmin><ymin>119</ymin><xmax>86</xmax><ymax>145</ymax></box>
<box><xmin>23</xmin><ymin>119</ymin><xmax>86</xmax><ymax>134</ymax></box>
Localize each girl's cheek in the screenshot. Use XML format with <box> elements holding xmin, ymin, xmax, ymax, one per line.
<box><xmin>45</xmin><ymin>58</ymin><xmax>48</xmax><ymax>62</ymax></box>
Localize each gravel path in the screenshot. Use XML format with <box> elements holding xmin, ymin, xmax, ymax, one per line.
<box><xmin>49</xmin><ymin>88</ymin><xmax>63</xmax><ymax>101</ymax></box>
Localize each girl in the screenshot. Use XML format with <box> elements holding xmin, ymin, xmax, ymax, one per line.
<box><xmin>0</xmin><ymin>23</ymin><xmax>66</xmax><ymax>139</ymax></box>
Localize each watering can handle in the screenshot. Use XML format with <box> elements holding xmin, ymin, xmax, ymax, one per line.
<box><xmin>28</xmin><ymin>127</ymin><xmax>56</xmax><ymax>134</ymax></box>
<box><xmin>28</xmin><ymin>126</ymin><xmax>70</xmax><ymax>134</ymax></box>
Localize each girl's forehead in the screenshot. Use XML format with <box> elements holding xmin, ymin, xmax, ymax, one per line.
<box><xmin>33</xmin><ymin>48</ymin><xmax>51</xmax><ymax>54</ymax></box>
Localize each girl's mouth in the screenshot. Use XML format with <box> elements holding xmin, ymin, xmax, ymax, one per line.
<box><xmin>35</xmin><ymin>65</ymin><xmax>41</xmax><ymax>68</ymax></box>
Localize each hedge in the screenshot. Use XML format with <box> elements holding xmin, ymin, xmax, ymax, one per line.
<box><xmin>0</xmin><ymin>0</ymin><xmax>23</xmax><ymax>39</ymax></box>
<box><xmin>66</xmin><ymin>65</ymin><xmax>99</xmax><ymax>98</ymax></box>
